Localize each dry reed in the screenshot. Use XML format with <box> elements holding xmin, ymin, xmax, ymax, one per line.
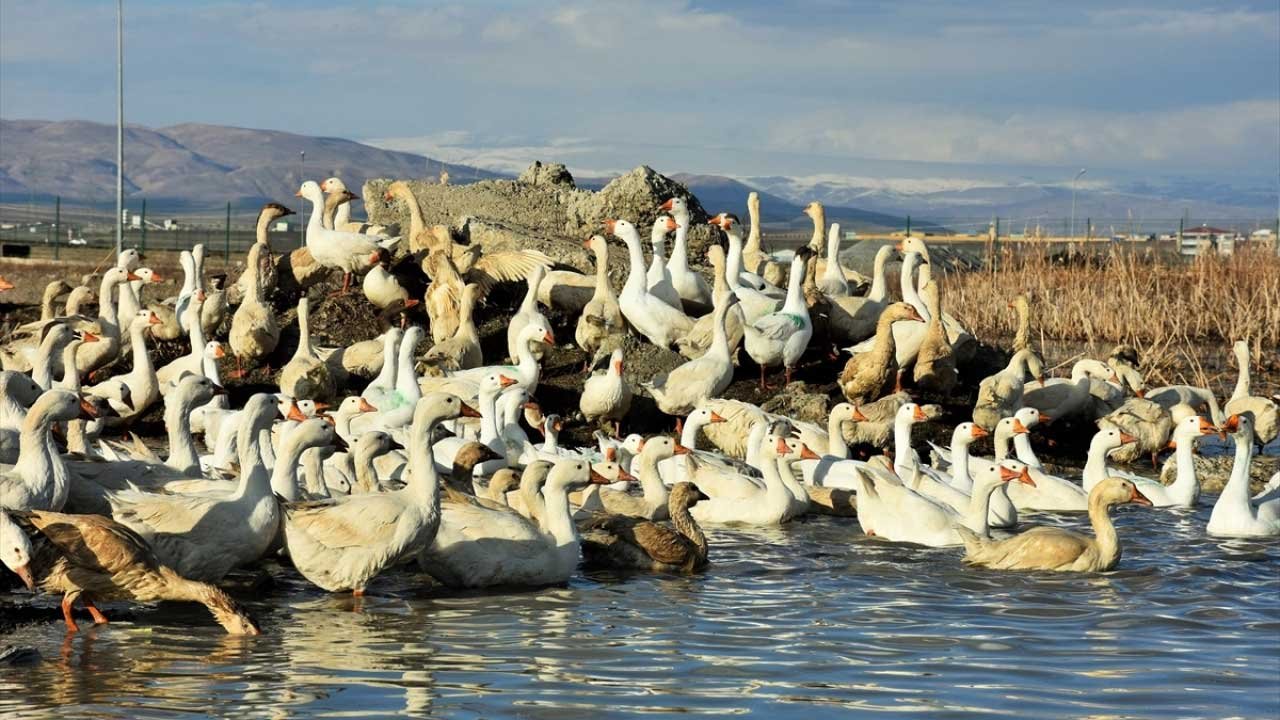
<box><xmin>941</xmin><ymin>245</ymin><xmax>1280</xmax><ymax>393</ymax></box>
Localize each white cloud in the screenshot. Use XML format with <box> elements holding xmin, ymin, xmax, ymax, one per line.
<box><xmin>764</xmin><ymin>100</ymin><xmax>1280</xmax><ymax>169</ymax></box>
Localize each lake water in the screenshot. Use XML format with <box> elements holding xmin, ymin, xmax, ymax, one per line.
<box><xmin>1</xmin><ymin>502</ymin><xmax>1277</xmax><ymax>719</ymax></box>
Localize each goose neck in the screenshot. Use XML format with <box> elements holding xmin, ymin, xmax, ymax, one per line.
<box><xmin>636</xmin><ymin>451</ymin><xmax>671</xmax><ymax>507</ymax></box>
<box><xmin>826</xmin><ymin>413</ymin><xmax>850</xmax><ymax>459</ymax></box>
<box><xmin>724</xmin><ymin>230</ymin><xmax>745</xmax><ymax>287</ymax></box>
<box><xmin>164</xmin><ymin>392</ymin><xmax>202</xmax><ymax>475</ymax></box>
<box><xmin>1170</xmin><ymin>436</ymin><xmax>1198</xmax><ymax>496</ymax></box>
<box><xmin>1220</xmin><ymin>429</ymin><xmax>1255</xmax><ymax>502</ymax></box>
<box><xmin>670</xmin><ymin>498</ymin><xmax>708</xmax><ymax>561</ymax></box>
<box><xmin>540</xmin><ymin>479</ymin><xmax>581</xmax><ymax>547</ymax></box>
<box><xmin>669</xmin><ymin>221</ymin><xmax>690</xmax><ymax>271</ymax></box>
<box><xmin>1012</xmin><ymin>432</ymin><xmax>1040</xmax><ymax>467</ymax></box>
<box><xmin>950</xmin><ymin>434</ymin><xmax>973</xmax><ymax>483</ymax></box>
<box><xmin>1088</xmin><ymin>495</ymin><xmax>1122</xmax><ymax>568</ymax></box>
<box><xmin>965</xmin><ymin>479</ymin><xmax>1004</xmax><ymax>537</ymax></box>
<box><xmin>892</xmin><ymin>418</ymin><xmax>915</xmax><ymax>476</ymax></box>
<box><xmin>1232</xmin><ymin>346</ymin><xmax>1251</xmax><ymax>400</ymax></box>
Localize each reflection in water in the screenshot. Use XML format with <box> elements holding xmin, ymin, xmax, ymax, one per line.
<box><xmin>1</xmin><ymin>504</ymin><xmax>1277</xmax><ymax>719</ymax></box>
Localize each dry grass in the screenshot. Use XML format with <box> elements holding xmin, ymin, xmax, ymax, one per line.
<box><xmin>941</xmin><ymin>246</ymin><xmax>1280</xmax><ymax>392</ymax></box>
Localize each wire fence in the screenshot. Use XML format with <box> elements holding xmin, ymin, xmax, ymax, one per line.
<box><xmin>1</xmin><ymin>196</ymin><xmax>1276</xmax><ymax>261</ymax></box>
<box><xmin>0</xmin><ymin>198</ymin><xmax>304</xmax><ymax>260</ymax></box>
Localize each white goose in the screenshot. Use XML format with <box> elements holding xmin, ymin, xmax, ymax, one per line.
<box><xmin>0</xmin><ymin>390</ymin><xmax>91</xmax><ymax>511</ymax></box>
<box><xmin>574</xmin><ymin>436</ymin><xmax>681</xmax><ymax>520</ymax></box>
<box><xmin>818</xmin><ymin>223</ymin><xmax>849</xmax><ymax>296</ymax></box>
<box><xmin>418</xmin><ymin>457</ymin><xmax>609</xmax><ymax>589</ymax></box>
<box><xmin>84</xmin><ymin>309</ymin><xmax>162</xmax><ymax>420</ymax></box>
<box><xmin>688</xmin><ymin>432</ymin><xmax>804</xmax><ymax>526</ymax></box>
<box><xmin>580</xmin><ymin>348</ymin><xmax>632</xmax><ymax>437</ymax></box>
<box><xmin>742</xmin><ymin>247</ymin><xmax>814</xmax><ymax>389</ymax></box>
<box><xmin>1157</xmin><ymin>414</ymin><xmax>1219</xmax><ymax>509</ymax></box>
<box><xmin>643</xmin><ymin>295</ymin><xmax>737</xmax><ymax>419</ymax></box>
<box><xmin>659</xmin><ymin>197</ymin><xmax>712</xmax><ymax>306</ymax></box>
<box><xmin>710</xmin><ymin>213</ymin><xmax>782</xmax><ymax>322</ymax></box>
<box><xmin>1224</xmin><ymin>340</ymin><xmax>1279</xmax><ymax>445</ymax></box>
<box><xmin>296</xmin><ymin>181</ymin><xmax>386</xmax><ymax>294</ymax></box>
<box><xmin>607</xmin><ymin>218</ymin><xmax>695</xmax><ymax>348</ymax></box>
<box><xmin>508</xmin><ymin>265</ymin><xmax>550</xmax><ymax>362</ymax></box>
<box><xmin>646</xmin><ymin>214</ymin><xmax>684</xmax><ymax>310</ymax></box>
<box><xmin>361</xmin><ymin>327</ymin><xmax>403</xmax><ymax>410</ymax></box>
<box><xmin>283</xmin><ymin>393</ymin><xmax>475</xmax><ymax>593</ymax></box>
<box><xmin>1207</xmin><ymin>413</ymin><xmax>1280</xmax><ymax>537</ymax></box>
<box><xmin>0</xmin><ymin>372</ymin><xmax>42</xmax><ymax>464</ymax></box>
<box><xmin>107</xmin><ymin>394</ymin><xmax>281</xmax><ymax>582</ymax></box>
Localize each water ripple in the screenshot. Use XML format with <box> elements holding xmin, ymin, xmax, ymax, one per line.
<box><xmin>1</xmin><ymin>503</ymin><xmax>1277</xmax><ymax>719</ymax></box>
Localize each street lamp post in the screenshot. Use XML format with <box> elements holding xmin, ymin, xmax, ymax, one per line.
<box><xmin>1070</xmin><ymin>168</ymin><xmax>1087</xmax><ymax>240</ymax></box>
<box><xmin>115</xmin><ymin>0</ymin><xmax>124</xmax><ymax>256</ymax></box>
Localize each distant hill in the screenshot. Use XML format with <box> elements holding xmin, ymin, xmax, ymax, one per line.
<box><xmin>577</xmin><ymin>171</ymin><xmax>929</xmax><ymax>232</ymax></box>
<box><xmin>0</xmin><ymin>118</ymin><xmax>501</xmax><ymax>210</ymax></box>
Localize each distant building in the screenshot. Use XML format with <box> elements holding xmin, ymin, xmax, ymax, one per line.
<box><xmin>1179</xmin><ymin>224</ymin><xmax>1243</xmax><ymax>257</ymax></box>
<box><xmin>163</xmin><ymin>218</ymin><xmax>180</xmax><ymax>230</ymax></box>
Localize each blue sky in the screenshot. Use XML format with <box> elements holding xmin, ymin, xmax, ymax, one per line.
<box><xmin>2</xmin><ymin>0</ymin><xmax>1277</xmax><ymax>183</ymax></box>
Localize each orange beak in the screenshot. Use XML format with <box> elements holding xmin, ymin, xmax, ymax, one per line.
<box><xmin>368</xmin><ymin>251</ymin><xmax>380</xmax><ymax>264</ymax></box>
<box><xmin>82</xmin><ymin>331</ymin><xmax>100</xmax><ymax>343</ymax></box>
<box><xmin>1223</xmin><ymin>414</ymin><xmax>1240</xmax><ymax>433</ymax></box>
<box><xmin>775</xmin><ymin>437</ymin><xmax>790</xmax><ymax>455</ymax></box>
<box><xmin>637</xmin><ymin>438</ymin><xmax>647</xmax><ymax>452</ymax></box>
<box><xmin>383</xmin><ymin>191</ymin><xmax>394</xmax><ymax>201</ymax></box>
<box><xmin>287</xmin><ymin>402</ymin><xmax>307</xmax><ymax>422</ymax></box>
<box><xmin>543</xmin><ymin>331</ymin><xmax>556</xmax><ymax>345</ymax></box>
<box><xmin>499</xmin><ymin>375</ymin><xmax>519</xmax><ymax>388</ymax></box>
<box><xmin>589</xmin><ymin>469</ymin><xmax>611</xmax><ymax>484</ymax></box>
<box><xmin>1129</xmin><ymin>486</ymin><xmax>1153</xmax><ymax>506</ymax></box>
<box><xmin>150</xmin><ymin>272</ymin><xmax>164</xmax><ymax>282</ymax></box>
<box><xmin>459</xmin><ymin>403</ymin><xmax>482</xmax><ymax>419</ymax></box>
<box><xmin>615</xmin><ymin>467</ymin><xmax>637</xmax><ymax>482</ymax></box>
<box><xmin>998</xmin><ymin>465</ymin><xmax>1020</xmax><ymax>482</ymax></box>
<box><xmin>1197</xmin><ymin>418</ymin><xmax>1216</xmax><ymax>435</ymax></box>
<box><xmin>1037</xmin><ymin>413</ymin><xmax>1052</xmax><ymax>423</ymax></box>
<box><xmin>851</xmin><ymin>406</ymin><xmax>869</xmax><ymax>422</ymax></box>
<box><xmin>148</xmin><ymin>312</ymin><xmax>162</xmax><ymax>325</ymax></box>
<box><xmin>605</xmin><ymin>447</ymin><xmax>617</xmax><ymax>462</ymax></box>
<box><xmin>912</xmin><ymin>405</ymin><xmax>927</xmax><ymax>422</ymax></box>
<box><xmin>673</xmin><ymin>443</ymin><xmax>691</xmax><ymax>456</ymax></box>
<box><xmin>126</xmin><ymin>271</ymin><xmax>141</xmax><ymax>281</ymax></box>
<box><xmin>583</xmin><ymin>237</ymin><xmax>592</xmax><ymax>249</ymax></box>
<box><xmin>1011</xmin><ymin>419</ymin><xmax>1029</xmax><ymax>434</ymax></box>
<box><xmin>799</xmin><ymin>444</ymin><xmax>821</xmax><ymax>461</ymax></box>
<box><xmin>294</xmin><ymin>190</ymin><xmax>302</xmax><ymax>197</ymax></box>
<box><xmin>358</xmin><ymin>398</ymin><xmax>377</xmax><ymax>413</ymax></box>
<box><xmin>709</xmin><ymin>411</ymin><xmax>727</xmax><ymax>423</ymax></box>
<box><xmin>1017</xmin><ymin>467</ymin><xmax>1036</xmax><ymax>486</ymax></box>
<box><xmin>664</xmin><ymin>217</ymin><xmax>678</xmax><ymax>232</ymax></box>
<box><xmin>659</xmin><ymin>198</ymin><xmax>674</xmax><ymax>211</ymax></box>
<box><xmin>313</xmin><ymin>401</ymin><xmax>330</xmax><ymax>411</ymax></box>
<box><xmin>214</xmin><ymin>344</ymin><xmax>226</xmax><ymax>358</ymax></box>
<box><xmin>1135</xmin><ymin>389</ymin><xmax>1146</xmax><ymax>398</ymax></box>
<box><xmin>970</xmin><ymin>424</ymin><xmax>989</xmax><ymax>439</ymax></box>
<box><xmin>1119</xmin><ymin>432</ymin><xmax>1137</xmax><ymax>444</ymax></box>
<box><xmin>602</xmin><ymin>219</ymin><xmax>617</xmax><ymax>234</ymax></box>
<box><xmin>403</xmin><ymin>298</ymin><xmax>420</xmax><ymax>308</ymax></box>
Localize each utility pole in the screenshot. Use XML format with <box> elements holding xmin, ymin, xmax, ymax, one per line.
<box><xmin>115</xmin><ymin>0</ymin><xmax>125</xmax><ymax>257</ymax></box>
<box><xmin>1069</xmin><ymin>168</ymin><xmax>1086</xmax><ymax>240</ymax></box>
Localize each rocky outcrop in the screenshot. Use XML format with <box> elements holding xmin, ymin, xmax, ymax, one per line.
<box><xmin>364</xmin><ymin>163</ymin><xmax>721</xmax><ymax>269</ymax></box>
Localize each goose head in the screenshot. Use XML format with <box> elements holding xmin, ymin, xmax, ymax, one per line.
<box><xmin>204</xmin><ymin>341</ymin><xmax>227</xmax><ymax>361</ymax></box>
<box><xmin>602</xmin><ymin>218</ymin><xmax>641</xmax><ymax>242</ymax></box>
<box><xmin>259</xmin><ymin>202</ymin><xmax>295</xmax><ymax>223</ymax></box>
<box><xmin>518</xmin><ymin>323</ymin><xmax>555</xmax><ymax>352</ymax></box>
<box><xmin>355</xmin><ymin>430</ymin><xmax>395</xmax><ymax>460</ymax></box>
<box><xmin>659</xmin><ymin>197</ymin><xmax>690</xmax><ymax>224</ymax></box>
<box><xmin>706</xmin><ymin>212</ymin><xmax>740</xmax><ymax>232</ymax></box>
<box><xmin>1222</xmin><ymin>412</ymin><xmax>1254</xmax><ymax>443</ymax></box>
<box><xmin>883</xmin><ymin>302</ymin><xmax>924</xmax><ymax>324</ymax></box>
<box><xmin>590</xmin><ymin>460</ymin><xmax>635</xmax><ymax>484</ymax></box>
<box><xmin>953</xmin><ymin>421</ymin><xmax>989</xmax><ymax>447</ymax></box>
<box><xmin>670</xmin><ymin>481</ymin><xmax>709</xmax><ymax>509</ymax></box>
<box><xmin>320</xmin><ymin>177</ymin><xmax>348</xmax><ymax>194</ymax></box>
<box><xmin>294</xmin><ymin>181</ymin><xmax>324</xmax><ymax>205</ymax></box>
<box><xmin>1090</xmin><ymin>427</ymin><xmax>1138</xmax><ymax>455</ymax></box>
<box><xmin>176</xmin><ymin>374</ymin><xmax>223</xmax><ymax>408</ymax></box>
<box><xmin>896</xmin><ymin>402</ymin><xmax>930</xmax><ymax>425</ymax></box>
<box><xmin>801</xmin><ymin>201</ymin><xmax>823</xmax><ymax>220</ymax></box>
<box><xmin>975</xmin><ymin>460</ymin><xmax>1035</xmax><ymax>491</ymax></box>
<box><xmin>896</xmin><ymin>237</ymin><xmax>928</xmax><ymax>258</ymax></box>
<box><xmin>0</xmin><ymin>512</ymin><xmax>34</xmax><ymax>591</ymax></box>
<box><xmin>134</xmin><ymin>267</ymin><xmax>164</xmax><ymax>285</ymax></box>
<box><xmin>291</xmin><ymin>417</ymin><xmax>346</xmax><ymax>454</ymax></box>
<box><xmin>781</xmin><ymin>436</ymin><xmax>821</xmax><ymax>463</ymax></box>
<box><xmin>636</xmin><ymin>435</ymin><xmax>689</xmax><ymax>462</ymax></box>
<box><xmin>651</xmin><ymin>215</ymin><xmax>678</xmax><ymax>241</ymax></box>
<box><xmin>546</xmin><ymin>457</ymin><xmax>605</xmax><ymax>493</ymax></box>
<box><xmin>686</xmin><ymin>407</ymin><xmax>727</xmax><ymax>430</ymax></box>
<box><xmin>1014</xmin><ymin>407</ymin><xmax>1049</xmax><ymax>428</ymax></box>
<box><xmin>1</xmin><ymin>371</ymin><xmax>42</xmax><ymax>407</ymax></box>
<box><xmin>832</xmin><ymin>402</ymin><xmax>870</xmax><ymax>425</ymax></box>
<box><xmin>1095</xmin><ymin>477</ymin><xmax>1153</xmax><ymax>508</ymax></box>
<box><xmin>117</xmin><ymin>248</ymin><xmax>142</xmax><ymax>271</ymax></box>
<box><xmin>1167</xmin><ymin>414</ymin><xmax>1217</xmax><ymax>450</ymax></box>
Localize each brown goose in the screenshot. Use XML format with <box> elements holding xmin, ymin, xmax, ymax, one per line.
<box><xmin>0</xmin><ymin>509</ymin><xmax>260</xmax><ymax>634</ymax></box>
<box><xmin>580</xmin><ymin>481</ymin><xmax>710</xmax><ymax>573</ymax></box>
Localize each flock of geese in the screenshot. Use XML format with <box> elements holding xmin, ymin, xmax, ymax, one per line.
<box><xmin>0</xmin><ymin>177</ymin><xmax>1277</xmax><ymax>637</ymax></box>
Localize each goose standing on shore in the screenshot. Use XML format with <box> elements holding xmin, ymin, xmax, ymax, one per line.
<box><xmin>659</xmin><ymin>197</ymin><xmax>712</xmax><ymax>307</ymax></box>
<box><xmin>574</xmin><ymin>235</ymin><xmax>626</xmax><ymax>367</ymax></box>
<box><xmin>646</xmin><ymin>214</ymin><xmax>684</xmax><ymax>311</ymax></box>
<box><xmin>1224</xmin><ymin>340</ymin><xmax>1279</xmax><ymax>446</ymax></box>
<box><xmin>743</xmin><ymin>248</ymin><xmax>814</xmax><ymax>388</ymax></box>
<box><xmin>608</xmin><ymin>218</ymin><xmax>695</xmax><ymax>348</ymax></box>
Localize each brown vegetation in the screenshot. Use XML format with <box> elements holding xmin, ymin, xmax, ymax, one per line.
<box><xmin>942</xmin><ymin>246</ymin><xmax>1280</xmax><ymax>393</ymax></box>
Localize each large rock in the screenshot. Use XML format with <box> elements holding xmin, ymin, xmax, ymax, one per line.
<box><xmin>364</xmin><ymin>162</ymin><xmax>721</xmax><ymax>270</ymax></box>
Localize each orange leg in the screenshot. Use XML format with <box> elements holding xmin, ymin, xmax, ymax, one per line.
<box><xmin>784</xmin><ymin>367</ymin><xmax>794</xmax><ymax>385</ymax></box>
<box><xmin>61</xmin><ymin>595</ymin><xmax>80</xmax><ymax>633</ymax></box>
<box><xmin>330</xmin><ymin>273</ymin><xmax>353</xmax><ymax>297</ymax></box>
<box><xmin>893</xmin><ymin>370</ymin><xmax>904</xmax><ymax>393</ymax></box>
<box><xmin>759</xmin><ymin>365</ymin><xmax>775</xmax><ymax>391</ymax></box>
<box><xmin>674</xmin><ymin>417</ymin><xmax>684</xmax><ymax>437</ymax></box>
<box><xmin>352</xmin><ymin>588</ymin><xmax>365</xmax><ymax>597</ymax></box>
<box><xmin>84</xmin><ymin>597</ymin><xmax>109</xmax><ymax>625</ymax></box>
